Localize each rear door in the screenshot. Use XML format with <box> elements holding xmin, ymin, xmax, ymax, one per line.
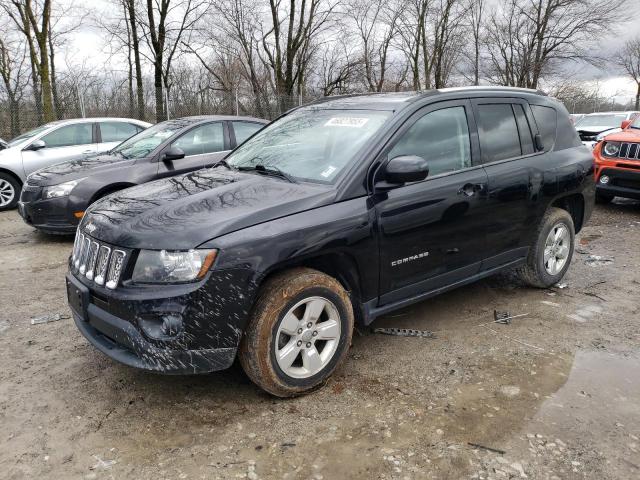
<box><xmin>374</xmin><ymin>100</ymin><xmax>490</xmax><ymax>305</ymax></box>
<box><xmin>97</xmin><ymin>121</ymin><xmax>145</xmax><ymax>153</ymax></box>
<box><xmin>156</xmin><ymin>121</ymin><xmax>229</xmax><ymax>179</ymax></box>
<box><xmin>21</xmin><ymin>122</ymin><xmax>98</xmax><ymax>176</ymax></box>
<box><xmin>472</xmin><ymin>98</ymin><xmax>544</xmax><ymax>269</ymax></box>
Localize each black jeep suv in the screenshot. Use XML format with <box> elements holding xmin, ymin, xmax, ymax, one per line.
<box><xmin>66</xmin><ymin>88</ymin><xmax>594</xmax><ymax>396</ymax></box>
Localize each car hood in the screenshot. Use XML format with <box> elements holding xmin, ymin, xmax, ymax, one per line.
<box><xmin>81</xmin><ymin>168</ymin><xmax>335</xmax><ymax>250</ymax></box>
<box><xmin>600</xmin><ymin>128</ymin><xmax>640</xmax><ymax>143</ymax></box>
<box><xmin>28</xmin><ymin>153</ymin><xmax>140</xmax><ymax>186</ymax></box>
<box><xmin>576</xmin><ymin>126</ymin><xmax>620</xmax><ymax>135</ymax></box>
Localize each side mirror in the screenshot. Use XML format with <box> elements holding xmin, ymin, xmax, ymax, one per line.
<box><xmin>27</xmin><ymin>140</ymin><xmax>46</xmax><ymax>151</ymax></box>
<box><xmin>621</xmin><ymin>120</ymin><xmax>631</xmax><ymax>130</ymax></box>
<box><xmin>383</xmin><ymin>155</ymin><xmax>429</xmax><ymax>185</ymax></box>
<box><xmin>162</xmin><ymin>146</ymin><xmax>185</xmax><ymax>161</ymax></box>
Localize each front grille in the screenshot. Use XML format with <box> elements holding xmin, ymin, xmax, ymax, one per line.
<box><xmin>617</xmin><ymin>142</ymin><xmax>640</xmax><ymax>160</ymax></box>
<box><xmin>20</xmin><ymin>185</ymin><xmax>41</xmax><ymax>202</ymax></box>
<box><xmin>71</xmin><ymin>232</ymin><xmax>128</xmax><ymax>289</ymax></box>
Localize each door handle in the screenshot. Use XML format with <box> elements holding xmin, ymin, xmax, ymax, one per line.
<box><xmin>458</xmin><ymin>183</ymin><xmax>486</xmax><ymax>197</ymax></box>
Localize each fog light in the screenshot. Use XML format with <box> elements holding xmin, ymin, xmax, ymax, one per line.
<box><xmin>74</xmin><ymin>211</ymin><xmax>85</xmax><ymax>219</ymax></box>
<box><xmin>599</xmin><ymin>175</ymin><xmax>610</xmax><ymax>184</ymax></box>
<box><xmin>138</xmin><ymin>313</ymin><xmax>184</xmax><ymax>339</ymax></box>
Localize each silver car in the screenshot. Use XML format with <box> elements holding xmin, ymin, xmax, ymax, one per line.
<box><xmin>0</xmin><ymin>118</ymin><xmax>151</xmax><ymax>210</ymax></box>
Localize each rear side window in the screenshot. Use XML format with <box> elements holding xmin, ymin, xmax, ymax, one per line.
<box><xmin>530</xmin><ymin>105</ymin><xmax>557</xmax><ymax>151</ymax></box>
<box><xmin>99</xmin><ymin>122</ymin><xmax>142</xmax><ymax>143</ymax></box>
<box><xmin>232</xmin><ymin>121</ymin><xmax>263</xmax><ymax>145</ymax></box>
<box><xmin>41</xmin><ymin>123</ymin><xmax>93</xmax><ymax>148</ymax></box>
<box><xmin>477</xmin><ymin>104</ymin><xmax>521</xmax><ymax>162</ymax></box>
<box><xmin>172</xmin><ymin>122</ymin><xmax>224</xmax><ymax>156</ymax></box>
<box><xmin>388</xmin><ymin>106</ymin><xmax>471</xmax><ymax>176</ymax></box>
<box><xmin>513</xmin><ymin>105</ymin><xmax>535</xmax><ymax>155</ymax></box>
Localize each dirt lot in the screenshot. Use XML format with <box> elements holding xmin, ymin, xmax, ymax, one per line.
<box><xmin>0</xmin><ymin>201</ymin><xmax>639</xmax><ymax>480</ymax></box>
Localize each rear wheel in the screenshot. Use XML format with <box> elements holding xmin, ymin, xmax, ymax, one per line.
<box><xmin>239</xmin><ymin>268</ymin><xmax>354</xmax><ymax>397</ymax></box>
<box><xmin>0</xmin><ymin>173</ymin><xmax>20</xmax><ymax>211</ymax></box>
<box><xmin>517</xmin><ymin>207</ymin><xmax>575</xmax><ymax>288</ymax></box>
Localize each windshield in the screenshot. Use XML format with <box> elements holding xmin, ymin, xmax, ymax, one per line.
<box><xmin>630</xmin><ymin>115</ymin><xmax>640</xmax><ymax>129</ymax></box>
<box><xmin>575</xmin><ymin>114</ymin><xmax>628</xmax><ymax>129</ymax></box>
<box><xmin>6</xmin><ymin>124</ymin><xmax>53</xmax><ymax>147</ymax></box>
<box><xmin>112</xmin><ymin>121</ymin><xmax>183</xmax><ymax>158</ymax></box>
<box><xmin>226</xmin><ymin>108</ymin><xmax>391</xmax><ymax>183</ymax></box>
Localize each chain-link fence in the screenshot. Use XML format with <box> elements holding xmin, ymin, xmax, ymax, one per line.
<box><xmin>0</xmin><ymin>91</ymin><xmax>322</xmax><ymax>141</ymax></box>
<box><xmin>2</xmin><ymin>89</ymin><xmax>637</xmax><ymax>142</ymax></box>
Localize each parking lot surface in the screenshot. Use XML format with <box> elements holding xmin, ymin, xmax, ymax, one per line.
<box><xmin>0</xmin><ymin>202</ymin><xmax>639</xmax><ymax>480</ymax></box>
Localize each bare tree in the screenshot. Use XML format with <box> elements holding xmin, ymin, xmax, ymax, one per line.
<box><xmin>1</xmin><ymin>0</ymin><xmax>56</xmax><ymax>122</ymax></box>
<box><xmin>485</xmin><ymin>0</ymin><xmax>626</xmax><ymax>89</ymax></box>
<box><xmin>139</xmin><ymin>0</ymin><xmax>206</xmax><ymax>121</ymax></box>
<box><xmin>615</xmin><ymin>37</ymin><xmax>640</xmax><ymax>110</ymax></box>
<box><xmin>0</xmin><ymin>30</ymin><xmax>30</xmax><ymax>136</ymax></box>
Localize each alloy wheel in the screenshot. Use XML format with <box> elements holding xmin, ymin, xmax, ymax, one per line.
<box><xmin>543</xmin><ymin>223</ymin><xmax>570</xmax><ymax>275</ymax></box>
<box><xmin>0</xmin><ymin>179</ymin><xmax>15</xmax><ymax>207</ymax></box>
<box><xmin>275</xmin><ymin>296</ymin><xmax>341</xmax><ymax>379</ymax></box>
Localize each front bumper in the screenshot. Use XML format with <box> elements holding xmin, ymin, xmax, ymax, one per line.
<box><xmin>18</xmin><ymin>195</ymin><xmax>80</xmax><ymax>234</ymax></box>
<box><xmin>595</xmin><ymin>167</ymin><xmax>640</xmax><ymax>200</ymax></box>
<box><xmin>67</xmin><ymin>263</ymin><xmax>257</xmax><ymax>374</ymax></box>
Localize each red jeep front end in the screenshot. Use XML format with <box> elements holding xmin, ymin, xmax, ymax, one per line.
<box><xmin>593</xmin><ymin>117</ymin><xmax>640</xmax><ymax>201</ymax></box>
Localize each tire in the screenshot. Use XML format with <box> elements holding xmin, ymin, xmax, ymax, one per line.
<box><xmin>0</xmin><ymin>173</ymin><xmax>20</xmax><ymax>211</ymax></box>
<box><xmin>517</xmin><ymin>207</ymin><xmax>575</xmax><ymax>288</ymax></box>
<box><xmin>595</xmin><ymin>192</ymin><xmax>614</xmax><ymax>204</ymax></box>
<box><xmin>239</xmin><ymin>267</ymin><xmax>354</xmax><ymax>397</ymax></box>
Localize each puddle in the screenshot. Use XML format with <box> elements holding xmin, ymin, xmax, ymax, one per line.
<box><xmin>524</xmin><ymin>350</ymin><xmax>640</xmax><ymax>476</ymax></box>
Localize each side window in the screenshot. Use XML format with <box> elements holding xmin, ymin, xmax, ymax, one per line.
<box><xmin>99</xmin><ymin>122</ymin><xmax>142</xmax><ymax>143</ymax></box>
<box><xmin>388</xmin><ymin>106</ymin><xmax>471</xmax><ymax>176</ymax></box>
<box><xmin>477</xmin><ymin>104</ymin><xmax>521</xmax><ymax>162</ymax></box>
<box><xmin>41</xmin><ymin>123</ymin><xmax>93</xmax><ymax>148</ymax></box>
<box><xmin>513</xmin><ymin>104</ymin><xmax>535</xmax><ymax>155</ymax></box>
<box><xmin>530</xmin><ymin>105</ymin><xmax>557</xmax><ymax>151</ymax></box>
<box><xmin>171</xmin><ymin>122</ymin><xmax>224</xmax><ymax>156</ymax></box>
<box><xmin>232</xmin><ymin>121</ymin><xmax>263</xmax><ymax>145</ymax></box>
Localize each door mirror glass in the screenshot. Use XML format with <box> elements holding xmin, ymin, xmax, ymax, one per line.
<box><xmin>27</xmin><ymin>139</ymin><xmax>46</xmax><ymax>151</ymax></box>
<box><xmin>384</xmin><ymin>155</ymin><xmax>429</xmax><ymax>184</ymax></box>
<box><xmin>621</xmin><ymin>120</ymin><xmax>631</xmax><ymax>130</ymax></box>
<box><xmin>163</xmin><ymin>146</ymin><xmax>186</xmax><ymax>161</ymax></box>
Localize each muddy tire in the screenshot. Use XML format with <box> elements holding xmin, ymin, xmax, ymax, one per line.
<box><xmin>517</xmin><ymin>207</ymin><xmax>575</xmax><ymax>288</ymax></box>
<box><xmin>0</xmin><ymin>173</ymin><xmax>20</xmax><ymax>211</ymax></box>
<box><xmin>239</xmin><ymin>268</ymin><xmax>354</xmax><ymax>397</ymax></box>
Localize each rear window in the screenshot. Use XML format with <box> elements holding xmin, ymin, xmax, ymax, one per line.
<box><xmin>477</xmin><ymin>104</ymin><xmax>521</xmax><ymax>162</ymax></box>
<box><xmin>99</xmin><ymin>122</ymin><xmax>143</xmax><ymax>143</ymax></box>
<box><xmin>530</xmin><ymin>105</ymin><xmax>557</xmax><ymax>151</ymax></box>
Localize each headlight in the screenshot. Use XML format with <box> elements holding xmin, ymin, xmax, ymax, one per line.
<box><xmin>132</xmin><ymin>249</ymin><xmax>218</xmax><ymax>283</ymax></box>
<box><xmin>603</xmin><ymin>142</ymin><xmax>620</xmax><ymax>156</ymax></box>
<box><xmin>42</xmin><ymin>179</ymin><xmax>83</xmax><ymax>199</ymax></box>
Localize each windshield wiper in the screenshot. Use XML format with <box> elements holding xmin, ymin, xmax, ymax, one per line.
<box><xmin>215</xmin><ymin>158</ymin><xmax>235</xmax><ymax>170</ymax></box>
<box><xmin>237</xmin><ymin>164</ymin><xmax>297</xmax><ymax>183</ymax></box>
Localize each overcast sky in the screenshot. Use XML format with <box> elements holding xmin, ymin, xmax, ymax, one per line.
<box><xmin>61</xmin><ymin>1</ymin><xmax>640</xmax><ymax>104</ymax></box>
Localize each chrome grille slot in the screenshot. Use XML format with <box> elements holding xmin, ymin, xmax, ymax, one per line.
<box><xmin>106</xmin><ymin>250</ymin><xmax>126</xmax><ymax>290</ymax></box>
<box><xmin>78</xmin><ymin>237</ymin><xmax>91</xmax><ymax>274</ymax></box>
<box><xmin>71</xmin><ymin>232</ymin><xmax>82</xmax><ymax>264</ymax></box>
<box><xmin>85</xmin><ymin>241</ymin><xmax>100</xmax><ymax>280</ymax></box>
<box><xmin>94</xmin><ymin>245</ymin><xmax>111</xmax><ymax>286</ymax></box>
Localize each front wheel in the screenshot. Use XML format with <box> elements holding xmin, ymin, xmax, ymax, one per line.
<box><xmin>0</xmin><ymin>173</ymin><xmax>20</xmax><ymax>211</ymax></box>
<box><xmin>239</xmin><ymin>268</ymin><xmax>354</xmax><ymax>397</ymax></box>
<box><xmin>517</xmin><ymin>207</ymin><xmax>575</xmax><ymax>288</ymax></box>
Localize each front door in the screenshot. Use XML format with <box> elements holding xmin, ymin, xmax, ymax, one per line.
<box><xmin>21</xmin><ymin>122</ymin><xmax>98</xmax><ymax>177</ymax></box>
<box><xmin>156</xmin><ymin>121</ymin><xmax>230</xmax><ymax>179</ymax></box>
<box><xmin>374</xmin><ymin>100</ymin><xmax>490</xmax><ymax>306</ymax></box>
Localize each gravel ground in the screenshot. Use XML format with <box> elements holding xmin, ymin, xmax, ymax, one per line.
<box><xmin>0</xmin><ymin>201</ymin><xmax>639</xmax><ymax>480</ymax></box>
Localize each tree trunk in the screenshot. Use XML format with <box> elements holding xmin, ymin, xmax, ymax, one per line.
<box><xmin>636</xmin><ymin>82</ymin><xmax>640</xmax><ymax>110</ymax></box>
<box><xmin>48</xmin><ymin>30</ymin><xmax>61</xmax><ymax>119</ymax></box>
<box><xmin>126</xmin><ymin>0</ymin><xmax>145</xmax><ymax>120</ymax></box>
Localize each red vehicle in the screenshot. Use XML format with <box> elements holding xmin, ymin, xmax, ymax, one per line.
<box><xmin>593</xmin><ymin>115</ymin><xmax>640</xmax><ymax>202</ymax></box>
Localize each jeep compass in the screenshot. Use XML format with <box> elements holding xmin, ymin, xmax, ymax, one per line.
<box><xmin>67</xmin><ymin>88</ymin><xmax>594</xmax><ymax>396</ymax></box>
